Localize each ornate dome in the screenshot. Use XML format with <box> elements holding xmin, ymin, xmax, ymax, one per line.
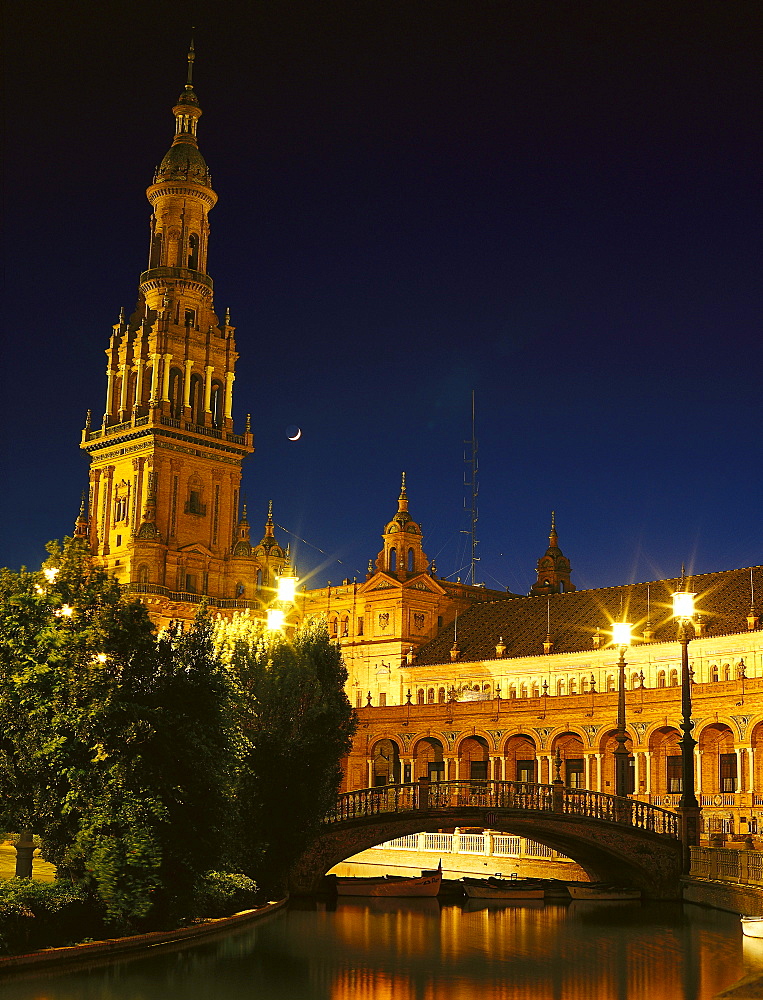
<box><xmin>155</xmin><ymin>141</ymin><xmax>211</xmax><ymax>186</ymax></box>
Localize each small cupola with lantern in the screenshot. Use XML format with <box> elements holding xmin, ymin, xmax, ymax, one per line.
<box><xmin>373</xmin><ymin>473</ymin><xmax>430</xmax><ymax>580</ymax></box>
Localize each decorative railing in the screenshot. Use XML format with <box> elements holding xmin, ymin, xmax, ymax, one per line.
<box><xmin>690</xmin><ymin>847</ymin><xmax>763</xmax><ymax>886</ymax></box>
<box><xmin>326</xmin><ymin>781</ymin><xmax>680</xmax><ymax>839</ymax></box>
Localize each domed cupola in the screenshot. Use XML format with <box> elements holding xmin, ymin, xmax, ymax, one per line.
<box><xmin>154</xmin><ymin>41</ymin><xmax>212</xmax><ymax>187</ymax></box>
<box><xmin>373</xmin><ymin>473</ymin><xmax>429</xmax><ymax>580</ymax></box>
<box><xmin>530</xmin><ymin>512</ymin><xmax>576</xmax><ymax>596</ymax></box>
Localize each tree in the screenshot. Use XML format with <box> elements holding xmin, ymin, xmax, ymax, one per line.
<box><xmin>0</xmin><ymin>539</ymin><xmax>242</xmax><ymax>928</ymax></box>
<box><xmin>221</xmin><ymin>619</ymin><xmax>357</xmax><ymax>892</ymax></box>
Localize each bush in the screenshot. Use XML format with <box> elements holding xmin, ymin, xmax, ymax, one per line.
<box><xmin>191</xmin><ymin>871</ymin><xmax>259</xmax><ymax>920</ymax></box>
<box><xmin>0</xmin><ymin>879</ymin><xmax>104</xmax><ymax>955</ymax></box>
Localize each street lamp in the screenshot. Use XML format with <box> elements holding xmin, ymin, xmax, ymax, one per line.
<box><xmin>673</xmin><ymin>587</ymin><xmax>700</xmax><ymax>868</ymax></box>
<box><xmin>612</xmin><ymin>622</ymin><xmax>632</xmax><ymax>797</ymax></box>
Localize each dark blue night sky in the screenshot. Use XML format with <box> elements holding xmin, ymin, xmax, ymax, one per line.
<box><xmin>3</xmin><ymin>2</ymin><xmax>762</xmax><ymax>594</ymax></box>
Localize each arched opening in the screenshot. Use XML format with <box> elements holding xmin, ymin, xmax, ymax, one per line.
<box><xmin>599</xmin><ymin>729</ymin><xmax>634</xmax><ymax>794</ymax></box>
<box><xmin>389</xmin><ymin>548</ymin><xmax>397</xmax><ymax>573</ymax></box>
<box><xmin>330</xmin><ymin>616</ymin><xmax>338</xmax><ymax>637</ymax></box>
<box><xmin>414</xmin><ymin>736</ymin><xmax>444</xmax><ymax>782</ymax></box>
<box><xmin>699</xmin><ymin>723</ymin><xmax>737</xmax><ymax>795</ymax></box>
<box><xmin>657</xmin><ymin>670</ymin><xmax>666</xmax><ymax>688</ymax></box>
<box><xmin>552</xmin><ymin>732</ymin><xmax>586</xmax><ymax>789</ymax></box>
<box><xmin>210</xmin><ymin>380</ymin><xmax>224</xmax><ymax>428</ymax></box>
<box><xmin>137</xmin><ymin>564</ymin><xmax>149</xmax><ymax>585</ymax></box>
<box><xmin>371</xmin><ymin>738</ymin><xmax>401</xmax><ymax>786</ymax></box>
<box><xmin>669</xmin><ymin>668</ymin><xmax>679</xmax><ymax>687</ymax></box>
<box><xmin>438</xmin><ymin>687</ymin><xmax>446</xmax><ymax>704</ymax></box>
<box><xmin>503</xmin><ymin>734</ymin><xmax>538</xmax><ymax>784</ymax></box>
<box><xmin>168</xmin><ymin>367</ymin><xmax>183</xmax><ymax>419</ymax></box>
<box><xmin>711</xmin><ymin>664</ymin><xmax>719</xmax><ymax>682</ymax></box>
<box><xmin>189</xmin><ymin>373</ymin><xmax>204</xmax><ymax>425</ymax></box>
<box><xmin>187</xmin><ymin>232</ymin><xmax>199</xmax><ymax>269</ymax></box>
<box><xmin>416</xmin><ymin>688</ymin><xmax>425</xmax><ymax>705</ymax></box>
<box><xmin>427</xmin><ymin>687</ymin><xmax>435</xmax><ymax>705</ymax></box>
<box><xmin>648</xmin><ymin>726</ymin><xmax>682</xmax><ymax>801</ymax></box>
<box><xmin>459</xmin><ymin>735</ymin><xmax>489</xmax><ymax>786</ymax></box>
<box><xmin>341</xmin><ymin>615</ymin><xmax>349</xmax><ymax>637</ymax></box>
<box><xmin>408</xmin><ymin>547</ymin><xmax>414</xmax><ymax>572</ymax></box>
<box><xmin>149</xmin><ymin>232</ymin><xmax>162</xmax><ymax>268</ymax></box>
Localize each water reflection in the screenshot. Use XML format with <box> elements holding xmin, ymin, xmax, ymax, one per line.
<box><xmin>0</xmin><ymin>900</ymin><xmax>748</xmax><ymax>1000</ymax></box>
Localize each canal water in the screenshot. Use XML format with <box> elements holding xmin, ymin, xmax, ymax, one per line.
<box><xmin>1</xmin><ymin>899</ymin><xmax>757</xmax><ymax>1000</ymax></box>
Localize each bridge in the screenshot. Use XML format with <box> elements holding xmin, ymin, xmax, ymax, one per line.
<box><xmin>289</xmin><ymin>779</ymin><xmax>685</xmax><ymax>898</ymax></box>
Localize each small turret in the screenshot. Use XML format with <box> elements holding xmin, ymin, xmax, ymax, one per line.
<box><xmin>374</xmin><ymin>473</ymin><xmax>429</xmax><ymax>579</ymax></box>
<box><xmin>530</xmin><ymin>512</ymin><xmax>575</xmax><ymax>596</ymax></box>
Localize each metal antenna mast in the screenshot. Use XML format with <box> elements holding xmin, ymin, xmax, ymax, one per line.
<box><xmin>464</xmin><ymin>390</ymin><xmax>479</xmax><ymax>585</ymax></box>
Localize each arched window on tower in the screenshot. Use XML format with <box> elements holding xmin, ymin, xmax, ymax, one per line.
<box><xmin>169</xmin><ymin>368</ymin><xmax>183</xmax><ymax>419</ymax></box>
<box><xmin>389</xmin><ymin>548</ymin><xmax>397</xmax><ymax>573</ymax></box>
<box><xmin>149</xmin><ymin>232</ymin><xmax>162</xmax><ymax>268</ymax></box>
<box><xmin>210</xmin><ymin>381</ymin><xmax>224</xmax><ymax>428</ymax></box>
<box><xmin>137</xmin><ymin>564</ymin><xmax>149</xmax><ymax>585</ymax></box>
<box><xmin>187</xmin><ymin>233</ymin><xmax>199</xmax><ymax>270</ymax></box>
<box><xmin>189</xmin><ymin>373</ymin><xmax>204</xmax><ymax>425</ymax></box>
<box><xmin>256</xmin><ymin>568</ymin><xmax>263</xmax><ymax>589</ymax></box>
<box><xmin>127</xmin><ymin>371</ymin><xmax>137</xmax><ymax>412</ymax></box>
<box><xmin>341</xmin><ymin>615</ymin><xmax>349</xmax><ymax>637</ymax></box>
<box><xmin>408</xmin><ymin>548</ymin><xmax>414</xmax><ymax>572</ymax></box>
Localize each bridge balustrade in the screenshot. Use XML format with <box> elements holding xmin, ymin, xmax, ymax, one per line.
<box><xmin>327</xmin><ymin>780</ymin><xmax>679</xmax><ymax>839</ymax></box>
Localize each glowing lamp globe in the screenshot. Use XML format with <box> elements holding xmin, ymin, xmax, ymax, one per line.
<box><xmin>612</xmin><ymin>622</ymin><xmax>632</xmax><ymax>647</ymax></box>
<box><xmin>672</xmin><ymin>591</ymin><xmax>696</xmax><ymax>619</ymax></box>
<box><xmin>277</xmin><ymin>574</ymin><xmax>297</xmax><ymax>604</ymax></box>
<box><xmin>267</xmin><ymin>607</ymin><xmax>285</xmax><ymax>632</ymax></box>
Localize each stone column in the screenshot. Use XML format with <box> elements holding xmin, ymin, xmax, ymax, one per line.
<box><xmin>149</xmin><ymin>353</ymin><xmax>160</xmax><ymax>403</ymax></box>
<box><xmin>736</xmin><ymin>748</ymin><xmax>743</xmax><ymax>794</ymax></box>
<box><xmin>161</xmin><ymin>353</ymin><xmax>172</xmax><ymax>401</ymax></box>
<box><xmin>366</xmin><ymin>758</ymin><xmax>374</xmax><ymax>788</ymax></box>
<box><xmin>104</xmin><ymin>366</ymin><xmax>114</xmax><ymax>418</ymax></box>
<box><xmin>134</xmin><ymin>358</ymin><xmax>144</xmax><ymax>412</ymax></box>
<box><xmin>695</xmin><ymin>748</ymin><xmax>703</xmax><ymax>794</ymax></box>
<box><xmin>454</xmin><ymin>757</ymin><xmax>461</xmax><ymax>781</ymax></box>
<box><xmin>118</xmin><ymin>363</ymin><xmax>128</xmax><ymax>416</ymax></box>
<box><xmin>183</xmin><ymin>360</ymin><xmax>193</xmax><ymax>408</ymax></box>
<box><xmin>594</xmin><ymin>753</ymin><xmax>603</xmax><ymax>792</ymax></box>
<box><xmin>633</xmin><ymin>752</ymin><xmax>641</xmax><ymax>793</ymax></box>
<box><xmin>644</xmin><ymin>750</ymin><xmax>652</xmax><ymax>795</ymax></box>
<box><xmin>204</xmin><ymin>365</ymin><xmax>214</xmax><ymax>413</ymax></box>
<box><xmin>749</xmin><ymin>747</ymin><xmax>756</xmax><ymax>800</ymax></box>
<box><xmin>584</xmin><ymin>753</ymin><xmax>592</xmax><ymax>790</ymax></box>
<box><xmin>225</xmin><ymin>371</ymin><xmax>235</xmax><ymax>419</ymax></box>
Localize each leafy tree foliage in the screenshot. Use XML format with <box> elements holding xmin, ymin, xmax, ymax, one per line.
<box><xmin>225</xmin><ymin>620</ymin><xmax>357</xmax><ymax>892</ymax></box>
<box><xmin>0</xmin><ymin>539</ymin><xmax>241</xmax><ymax>928</ymax></box>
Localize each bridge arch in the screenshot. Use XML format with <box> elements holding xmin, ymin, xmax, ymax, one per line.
<box><xmin>290</xmin><ymin>781</ymin><xmax>682</xmax><ymax>899</ymax></box>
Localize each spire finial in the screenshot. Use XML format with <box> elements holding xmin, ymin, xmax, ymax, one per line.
<box><xmin>551</xmin><ymin>510</ymin><xmax>556</xmax><ymax>532</ymax></box>
<box><xmin>186</xmin><ymin>34</ymin><xmax>196</xmax><ymax>90</ymax></box>
<box><xmin>268</xmin><ymin>499</ymin><xmax>273</xmax><ymax>523</ymax></box>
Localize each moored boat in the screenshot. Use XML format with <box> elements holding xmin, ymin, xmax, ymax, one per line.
<box><xmin>336</xmin><ymin>863</ymin><xmax>442</xmax><ymax>897</ymax></box>
<box><xmin>568</xmin><ymin>883</ymin><xmax>641</xmax><ymax>901</ymax></box>
<box><xmin>741</xmin><ymin>916</ymin><xmax>763</xmax><ymax>938</ymax></box>
<box><xmin>460</xmin><ymin>876</ymin><xmax>544</xmax><ymax>900</ymax></box>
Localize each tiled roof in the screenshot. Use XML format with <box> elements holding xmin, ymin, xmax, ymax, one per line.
<box><xmin>415</xmin><ymin>565</ymin><xmax>763</xmax><ymax>664</ymax></box>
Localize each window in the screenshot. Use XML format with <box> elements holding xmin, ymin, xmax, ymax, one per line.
<box><xmin>341</xmin><ymin>615</ymin><xmax>349</xmax><ymax>637</ymax></box>
<box><xmin>470</xmin><ymin>760</ymin><xmax>488</xmax><ymax>782</ymax></box>
<box><xmin>357</xmin><ymin>617</ymin><xmax>364</xmax><ymax>636</ymax></box>
<box><xmin>520</xmin><ymin>683</ymin><xmax>528</xmax><ymax>698</ymax></box>
<box><xmin>408</xmin><ymin>548</ymin><xmax>414</xmax><ymax>572</ymax></box>
<box><xmin>517</xmin><ymin>760</ymin><xmax>536</xmax><ymax>783</ymax></box>
<box><xmin>569</xmin><ymin>679</ymin><xmax>577</xmax><ymax>695</ymax></box>
<box><xmin>356</xmin><ymin>691</ymin><xmax>363</xmax><ymax>708</ymax></box>
<box><xmin>667</xmin><ymin>755</ymin><xmax>682</xmax><ymax>793</ymax></box>
<box><xmin>657</xmin><ymin>670</ymin><xmax>666</xmax><ymax>688</ymax></box>
<box><xmin>428</xmin><ymin>761</ymin><xmax>445</xmax><ymax>782</ymax></box>
<box><xmin>331</xmin><ymin>617</ymin><xmax>338</xmax><ymax>637</ymax></box>
<box><xmin>186</xmin><ymin>489</ymin><xmax>205</xmax><ymax>516</ymax></box>
<box><xmin>185</xmin><ymin>573</ymin><xmax>197</xmax><ymax>594</ymax></box>
<box><xmin>169</xmin><ymin>368</ymin><xmax>183</xmax><ymax>418</ymax></box>
<box><xmin>389</xmin><ymin>549</ymin><xmax>397</xmax><ymax>572</ymax></box>
<box><xmin>723</xmin><ymin>663</ymin><xmax>731</xmax><ymax>681</ymax></box>
<box><xmin>437</xmin><ymin>616</ymin><xmax>443</xmax><ymax>629</ymax></box>
<box><xmin>509</xmin><ymin>685</ymin><xmax>517</xmax><ymax>699</ymax></box>
<box><xmin>137</xmin><ymin>564</ymin><xmax>149</xmax><ymax>585</ymax></box>
<box><xmin>711</xmin><ymin>664</ymin><xmax>719</xmax><ymax>682</ymax></box>
<box><xmin>378</xmin><ymin>692</ymin><xmax>387</xmax><ymax>707</ymax></box>
<box><xmin>720</xmin><ymin>753</ymin><xmax>737</xmax><ymax>793</ymax></box>
<box><xmin>185</xmin><ymin>308</ymin><xmax>196</xmax><ymax>327</ymax></box>
<box><xmin>607</xmin><ymin>675</ymin><xmax>615</xmax><ymax>692</ymax></box>
<box><xmin>556</xmin><ymin>679</ymin><xmax>564</xmax><ymax>695</ymax></box>
<box><xmin>187</xmin><ymin>233</ymin><xmax>199</xmax><ymax>269</ymax></box>
<box><xmin>669</xmin><ymin>669</ymin><xmax>679</xmax><ymax>687</ymax></box>
<box><xmin>417</xmin><ymin>689</ymin><xmax>425</xmax><ymax>705</ymax></box>
<box><xmin>565</xmin><ymin>759</ymin><xmax>584</xmax><ymax>789</ymax></box>
<box><xmin>189</xmin><ymin>373</ymin><xmax>204</xmax><ymax>424</ymax></box>
<box><xmin>438</xmin><ymin>687</ymin><xmax>446</xmax><ymax>704</ymax></box>
<box><xmin>427</xmin><ymin>688</ymin><xmax>435</xmax><ymax>704</ymax></box>
<box><xmin>210</xmin><ymin>381</ymin><xmax>223</xmax><ymax>428</ymax></box>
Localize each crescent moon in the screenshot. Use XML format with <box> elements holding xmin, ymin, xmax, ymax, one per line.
<box><xmin>287</xmin><ymin>426</ymin><xmax>302</xmax><ymax>441</ymax></box>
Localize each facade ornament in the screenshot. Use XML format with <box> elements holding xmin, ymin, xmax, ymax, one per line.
<box><xmin>581</xmin><ymin>724</ymin><xmax>601</xmax><ymax>745</ymax></box>
<box><xmin>732</xmin><ymin>715</ymin><xmax>752</xmax><ymax>740</ymax></box>
<box><xmin>440</xmin><ymin>731</ymin><xmax>461</xmax><ymax>750</ymax></box>
<box><xmin>533</xmin><ymin>727</ymin><xmax>554</xmax><ymax>749</ymax></box>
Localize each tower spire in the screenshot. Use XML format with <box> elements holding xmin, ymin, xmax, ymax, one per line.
<box><xmin>186</xmin><ymin>34</ymin><xmax>195</xmax><ymax>89</ymax></box>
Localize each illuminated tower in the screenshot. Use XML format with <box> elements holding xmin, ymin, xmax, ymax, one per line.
<box><xmin>530</xmin><ymin>512</ymin><xmax>576</xmax><ymax>596</ymax></box>
<box><xmin>80</xmin><ymin>46</ymin><xmax>280</xmax><ymax>623</ymax></box>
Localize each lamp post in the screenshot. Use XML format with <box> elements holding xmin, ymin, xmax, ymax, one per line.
<box><xmin>673</xmin><ymin>588</ymin><xmax>700</xmax><ymax>870</ymax></box>
<box><xmin>267</xmin><ymin>565</ymin><xmax>299</xmax><ymax>633</ymax></box>
<box><xmin>612</xmin><ymin>622</ymin><xmax>632</xmax><ymax>798</ymax></box>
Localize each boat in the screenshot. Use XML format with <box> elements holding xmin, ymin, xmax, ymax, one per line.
<box><xmin>567</xmin><ymin>883</ymin><xmax>641</xmax><ymax>901</ymax></box>
<box><xmin>335</xmin><ymin>863</ymin><xmax>442</xmax><ymax>897</ymax></box>
<box><xmin>741</xmin><ymin>916</ymin><xmax>763</xmax><ymax>938</ymax></box>
<box><xmin>460</xmin><ymin>876</ymin><xmax>545</xmax><ymax>900</ymax></box>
